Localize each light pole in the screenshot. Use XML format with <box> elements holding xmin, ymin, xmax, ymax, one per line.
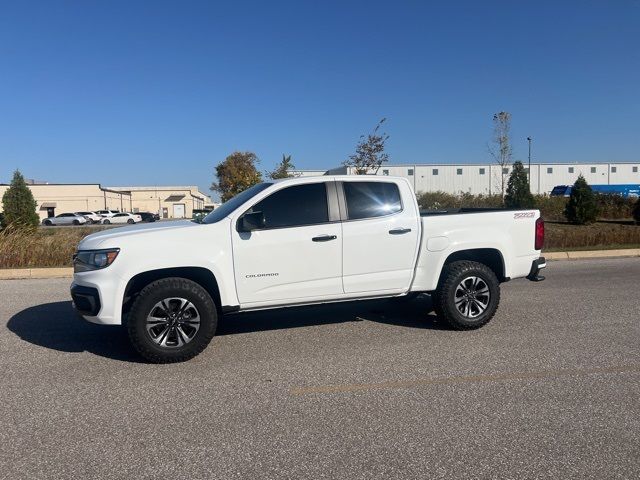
<box><xmin>527</xmin><ymin>136</ymin><xmax>532</xmax><ymax>187</ymax></box>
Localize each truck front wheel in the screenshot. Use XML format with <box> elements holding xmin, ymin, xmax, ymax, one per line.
<box><xmin>433</xmin><ymin>260</ymin><xmax>500</xmax><ymax>330</ymax></box>
<box><xmin>127</xmin><ymin>277</ymin><xmax>218</xmax><ymax>363</ymax></box>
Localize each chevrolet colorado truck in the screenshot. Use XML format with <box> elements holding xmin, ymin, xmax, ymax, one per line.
<box><xmin>71</xmin><ymin>176</ymin><xmax>546</xmax><ymax>363</ymax></box>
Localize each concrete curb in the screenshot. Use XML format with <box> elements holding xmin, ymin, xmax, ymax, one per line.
<box><xmin>545</xmin><ymin>248</ymin><xmax>640</xmax><ymax>260</ymax></box>
<box><xmin>1</xmin><ymin>248</ymin><xmax>639</xmax><ymax>280</ymax></box>
<box><xmin>0</xmin><ymin>267</ymin><xmax>73</xmax><ymax>280</ymax></box>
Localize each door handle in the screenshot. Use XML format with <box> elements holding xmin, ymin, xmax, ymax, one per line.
<box><xmin>312</xmin><ymin>235</ymin><xmax>337</xmax><ymax>242</ymax></box>
<box><xmin>389</xmin><ymin>228</ymin><xmax>411</xmax><ymax>235</ymax></box>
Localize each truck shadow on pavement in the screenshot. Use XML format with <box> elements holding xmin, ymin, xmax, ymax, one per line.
<box><xmin>7</xmin><ymin>301</ymin><xmax>142</xmax><ymax>362</ymax></box>
<box><xmin>218</xmin><ymin>295</ymin><xmax>446</xmax><ymax>334</ymax></box>
<box><xmin>7</xmin><ymin>295</ymin><xmax>445</xmax><ymax>362</ymax></box>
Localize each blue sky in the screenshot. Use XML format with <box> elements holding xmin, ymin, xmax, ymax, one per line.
<box><xmin>1</xmin><ymin>1</ymin><xmax>639</xmax><ymax>198</ymax></box>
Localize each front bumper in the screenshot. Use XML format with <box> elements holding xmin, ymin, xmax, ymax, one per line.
<box><xmin>527</xmin><ymin>256</ymin><xmax>546</xmax><ymax>282</ymax></box>
<box><xmin>71</xmin><ymin>270</ymin><xmax>126</xmax><ymax>325</ymax></box>
<box><xmin>70</xmin><ymin>284</ymin><xmax>101</xmax><ymax>316</ymax></box>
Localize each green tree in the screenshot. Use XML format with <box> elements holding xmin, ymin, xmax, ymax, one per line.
<box><xmin>267</xmin><ymin>154</ymin><xmax>295</xmax><ymax>180</ymax></box>
<box><xmin>633</xmin><ymin>197</ymin><xmax>640</xmax><ymax>225</ymax></box>
<box><xmin>504</xmin><ymin>161</ymin><xmax>535</xmax><ymax>208</ymax></box>
<box><xmin>344</xmin><ymin>118</ymin><xmax>389</xmax><ymax>174</ymax></box>
<box><xmin>1</xmin><ymin>170</ymin><xmax>39</xmax><ymax>228</ymax></box>
<box><xmin>211</xmin><ymin>151</ymin><xmax>262</xmax><ymax>202</ymax></box>
<box><xmin>564</xmin><ymin>174</ymin><xmax>599</xmax><ymax>224</ymax></box>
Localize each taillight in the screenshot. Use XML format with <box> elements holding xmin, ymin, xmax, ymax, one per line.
<box><xmin>535</xmin><ymin>217</ymin><xmax>544</xmax><ymax>250</ymax></box>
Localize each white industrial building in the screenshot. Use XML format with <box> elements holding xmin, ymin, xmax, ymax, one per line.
<box><xmin>292</xmin><ymin>162</ymin><xmax>640</xmax><ymax>195</ymax></box>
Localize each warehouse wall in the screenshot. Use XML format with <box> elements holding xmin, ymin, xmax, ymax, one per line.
<box><xmin>322</xmin><ymin>163</ymin><xmax>640</xmax><ymax>195</ymax></box>
<box><xmin>0</xmin><ymin>184</ymin><xmax>131</xmax><ymax>219</ymax></box>
<box><xmin>107</xmin><ymin>186</ymin><xmax>209</xmax><ymax>219</ymax></box>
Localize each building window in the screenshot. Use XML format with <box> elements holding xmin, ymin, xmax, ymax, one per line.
<box><xmin>407</xmin><ymin>169</ymin><xmax>414</xmax><ymax>176</ymax></box>
<box><xmin>568</xmin><ymin>167</ymin><xmax>574</xmax><ymax>173</ymax></box>
<box><xmin>547</xmin><ymin>167</ymin><xmax>553</xmax><ymax>174</ymax></box>
<box><xmin>382</xmin><ymin>169</ymin><xmax>389</xmax><ymax>176</ymax></box>
<box><xmin>591</xmin><ymin>167</ymin><xmax>596</xmax><ymax>173</ymax></box>
<box><xmin>502</xmin><ymin>168</ymin><xmax>509</xmax><ymax>174</ymax></box>
<box><xmin>479</xmin><ymin>168</ymin><xmax>485</xmax><ymax>175</ymax></box>
<box><xmin>633</xmin><ymin>166</ymin><xmax>638</xmax><ymax>173</ymax></box>
<box><xmin>611</xmin><ymin>166</ymin><xmax>617</xmax><ymax>173</ymax></box>
<box><xmin>457</xmin><ymin>168</ymin><xmax>463</xmax><ymax>175</ymax></box>
<box><xmin>432</xmin><ymin>169</ymin><xmax>439</xmax><ymax>175</ymax></box>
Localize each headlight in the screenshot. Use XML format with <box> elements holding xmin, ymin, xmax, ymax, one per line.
<box><xmin>73</xmin><ymin>248</ymin><xmax>120</xmax><ymax>272</ymax></box>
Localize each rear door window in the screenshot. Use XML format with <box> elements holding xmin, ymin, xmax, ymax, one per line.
<box><xmin>343</xmin><ymin>181</ymin><xmax>402</xmax><ymax>220</ymax></box>
<box><xmin>248</xmin><ymin>183</ymin><xmax>329</xmax><ymax>229</ymax></box>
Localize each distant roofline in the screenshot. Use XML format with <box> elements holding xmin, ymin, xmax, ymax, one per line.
<box><xmin>0</xmin><ymin>182</ymin><xmax>130</xmax><ymax>195</ymax></box>
<box><xmin>374</xmin><ymin>161</ymin><xmax>640</xmax><ymax>166</ymax></box>
<box><xmin>0</xmin><ymin>182</ymin><xmax>103</xmax><ymax>186</ymax></box>
<box><xmin>108</xmin><ymin>186</ymin><xmax>208</xmax><ymax>200</ymax></box>
<box><xmin>108</xmin><ymin>186</ymin><xmax>202</xmax><ymax>190</ymax></box>
<box><xmin>294</xmin><ymin>161</ymin><xmax>640</xmax><ymax>171</ymax></box>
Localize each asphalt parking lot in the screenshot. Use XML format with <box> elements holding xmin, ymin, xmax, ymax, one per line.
<box><xmin>1</xmin><ymin>258</ymin><xmax>639</xmax><ymax>479</ymax></box>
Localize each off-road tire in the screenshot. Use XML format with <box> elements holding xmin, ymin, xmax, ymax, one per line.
<box><xmin>127</xmin><ymin>277</ymin><xmax>218</xmax><ymax>363</ymax></box>
<box><xmin>433</xmin><ymin>260</ymin><xmax>500</xmax><ymax>330</ymax></box>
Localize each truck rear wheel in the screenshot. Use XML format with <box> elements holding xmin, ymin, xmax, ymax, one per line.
<box><xmin>127</xmin><ymin>277</ymin><xmax>218</xmax><ymax>363</ymax></box>
<box><xmin>433</xmin><ymin>260</ymin><xmax>500</xmax><ymax>330</ymax></box>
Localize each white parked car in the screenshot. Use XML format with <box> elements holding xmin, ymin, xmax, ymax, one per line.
<box><xmin>42</xmin><ymin>213</ymin><xmax>88</xmax><ymax>226</ymax></box>
<box><xmin>101</xmin><ymin>212</ymin><xmax>142</xmax><ymax>224</ymax></box>
<box><xmin>75</xmin><ymin>211</ymin><xmax>103</xmax><ymax>224</ymax></box>
<box><xmin>71</xmin><ymin>175</ymin><xmax>546</xmax><ymax>363</ymax></box>
<box><xmin>96</xmin><ymin>210</ymin><xmax>120</xmax><ymax>218</ymax></box>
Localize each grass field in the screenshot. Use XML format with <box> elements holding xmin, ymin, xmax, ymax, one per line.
<box><xmin>0</xmin><ymin>226</ymin><xmax>107</xmax><ymax>268</ymax></box>
<box><xmin>1</xmin><ymin>221</ymin><xmax>640</xmax><ymax>269</ymax></box>
<box><xmin>544</xmin><ymin>220</ymin><xmax>640</xmax><ymax>251</ymax></box>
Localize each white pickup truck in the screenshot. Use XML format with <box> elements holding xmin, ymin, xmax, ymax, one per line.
<box><xmin>71</xmin><ymin>176</ymin><xmax>546</xmax><ymax>362</ymax></box>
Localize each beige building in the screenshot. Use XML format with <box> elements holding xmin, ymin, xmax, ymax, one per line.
<box><xmin>108</xmin><ymin>186</ymin><xmax>209</xmax><ymax>219</ymax></box>
<box><xmin>0</xmin><ymin>183</ymin><xmax>132</xmax><ymax>220</ymax></box>
<box><xmin>0</xmin><ymin>183</ymin><xmax>210</xmax><ymax>220</ymax></box>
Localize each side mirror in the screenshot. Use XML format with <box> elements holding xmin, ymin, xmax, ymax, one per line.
<box><xmin>238</xmin><ymin>211</ymin><xmax>265</xmax><ymax>232</ymax></box>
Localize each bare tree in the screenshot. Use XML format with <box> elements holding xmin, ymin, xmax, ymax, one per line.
<box><xmin>488</xmin><ymin>111</ymin><xmax>512</xmax><ymax>197</ymax></box>
<box><xmin>344</xmin><ymin>118</ymin><xmax>389</xmax><ymax>175</ymax></box>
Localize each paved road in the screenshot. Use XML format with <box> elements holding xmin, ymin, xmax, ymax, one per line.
<box><xmin>1</xmin><ymin>258</ymin><xmax>639</xmax><ymax>479</ymax></box>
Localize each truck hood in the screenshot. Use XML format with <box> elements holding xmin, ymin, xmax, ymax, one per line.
<box><xmin>78</xmin><ymin>220</ymin><xmax>203</xmax><ymax>250</ymax></box>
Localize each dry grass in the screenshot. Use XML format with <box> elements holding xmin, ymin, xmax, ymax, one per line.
<box><xmin>545</xmin><ymin>221</ymin><xmax>640</xmax><ymax>251</ymax></box>
<box><xmin>0</xmin><ymin>226</ymin><xmax>107</xmax><ymax>268</ymax></box>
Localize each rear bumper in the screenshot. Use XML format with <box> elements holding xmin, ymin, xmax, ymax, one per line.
<box><xmin>527</xmin><ymin>257</ymin><xmax>546</xmax><ymax>282</ymax></box>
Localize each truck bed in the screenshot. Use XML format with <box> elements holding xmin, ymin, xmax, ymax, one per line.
<box><xmin>411</xmin><ymin>208</ymin><xmax>542</xmax><ymax>292</ymax></box>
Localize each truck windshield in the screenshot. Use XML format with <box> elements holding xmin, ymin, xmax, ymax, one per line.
<box><xmin>200</xmin><ymin>183</ymin><xmax>273</xmax><ymax>224</ymax></box>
